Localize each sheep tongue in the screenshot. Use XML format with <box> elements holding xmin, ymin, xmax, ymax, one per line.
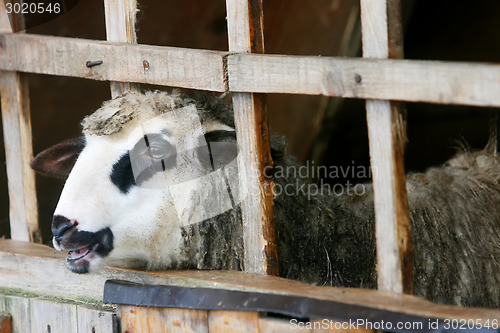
<box><xmin>69</xmin><ymin>247</ymin><xmax>90</xmax><ymax>259</ymax></box>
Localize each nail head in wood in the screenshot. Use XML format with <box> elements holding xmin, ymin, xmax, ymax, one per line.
<box><xmin>86</xmin><ymin>60</ymin><xmax>103</xmax><ymax>68</ymax></box>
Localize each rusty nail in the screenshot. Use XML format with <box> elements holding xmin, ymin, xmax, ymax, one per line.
<box><xmin>86</xmin><ymin>60</ymin><xmax>103</xmax><ymax>68</ymax></box>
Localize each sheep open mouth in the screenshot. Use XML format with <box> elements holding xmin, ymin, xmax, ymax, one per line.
<box><xmin>67</xmin><ymin>244</ymin><xmax>97</xmax><ymax>262</ymax></box>
<box><xmin>58</xmin><ymin>227</ymin><xmax>113</xmax><ymax>273</ymax></box>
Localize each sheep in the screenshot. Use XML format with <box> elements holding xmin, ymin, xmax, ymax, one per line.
<box><xmin>31</xmin><ymin>90</ymin><xmax>500</xmax><ymax>308</ymax></box>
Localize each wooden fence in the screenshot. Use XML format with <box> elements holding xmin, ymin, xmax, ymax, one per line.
<box><xmin>1</xmin><ymin>0</ymin><xmax>500</xmax><ymax>332</ymax></box>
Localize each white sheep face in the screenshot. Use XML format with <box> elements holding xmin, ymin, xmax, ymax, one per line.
<box><xmin>32</xmin><ymin>91</ymin><xmax>239</xmax><ymax>273</ymax></box>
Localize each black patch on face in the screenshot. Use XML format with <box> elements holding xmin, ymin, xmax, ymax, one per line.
<box><xmin>58</xmin><ymin>226</ymin><xmax>114</xmax><ymax>255</ymax></box>
<box><xmin>197</xmin><ymin>130</ymin><xmax>238</xmax><ymax>171</ymax></box>
<box><xmin>111</xmin><ymin>152</ymin><xmax>136</xmax><ymax>194</ymax></box>
<box><xmin>204</xmin><ymin>130</ymin><xmax>236</xmax><ymax>143</ymax></box>
<box><xmin>111</xmin><ymin>133</ymin><xmax>177</xmax><ymax>193</ymax></box>
<box><xmin>93</xmin><ymin>227</ymin><xmax>114</xmax><ymax>256</ymax></box>
<box><xmin>109</xmin><ymin>130</ymin><xmax>236</xmax><ymax>193</ymax></box>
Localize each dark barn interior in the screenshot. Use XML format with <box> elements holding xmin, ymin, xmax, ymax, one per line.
<box><xmin>1</xmin><ymin>0</ymin><xmax>500</xmax><ymax>243</ymax></box>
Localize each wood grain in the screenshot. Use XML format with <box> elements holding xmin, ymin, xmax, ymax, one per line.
<box><xmin>227</xmin><ymin>53</ymin><xmax>500</xmax><ymax>107</ymax></box>
<box><xmin>0</xmin><ymin>291</ymin><xmax>115</xmax><ymax>333</ymax></box>
<box><xmin>29</xmin><ymin>298</ymin><xmax>78</xmax><ymax>333</ymax></box>
<box><xmin>0</xmin><ymin>33</ymin><xmax>227</xmax><ymax>92</ymax></box>
<box><xmin>225</xmin><ymin>0</ymin><xmax>278</xmax><ymax>276</ymax></box>
<box><xmin>2</xmin><ymin>240</ymin><xmax>500</xmax><ymax>323</ymax></box>
<box><xmin>360</xmin><ymin>0</ymin><xmax>413</xmax><ymax>294</ymax></box>
<box><xmin>0</xmin><ymin>1</ymin><xmax>40</xmax><ymax>242</ymax></box>
<box><xmin>0</xmin><ymin>33</ymin><xmax>499</xmax><ymax>106</ymax></box>
<box><xmin>77</xmin><ymin>306</ymin><xmax>115</xmax><ymax>333</ymax></box>
<box><xmin>0</xmin><ymin>71</ymin><xmax>40</xmax><ymax>243</ymax></box>
<box><xmin>0</xmin><ymin>313</ymin><xmax>10</xmax><ymax>333</ymax></box>
<box><xmin>208</xmin><ymin>310</ymin><xmax>259</xmax><ymax>333</ymax></box>
<box><xmin>104</xmin><ymin>0</ymin><xmax>139</xmax><ymax>98</ymax></box>
<box><xmin>0</xmin><ymin>293</ymin><xmax>30</xmax><ymax>333</ymax></box>
<box><xmin>119</xmin><ymin>305</ymin><xmax>208</xmax><ymax>333</ymax></box>
<box><xmin>0</xmin><ymin>74</ymin><xmax>39</xmax><ymax>242</ymax></box>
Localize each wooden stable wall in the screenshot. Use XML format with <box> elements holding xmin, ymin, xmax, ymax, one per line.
<box><xmin>0</xmin><ymin>291</ymin><xmax>116</xmax><ymax>333</ymax></box>
<box><xmin>2</xmin><ymin>239</ymin><xmax>500</xmax><ymax>333</ymax></box>
<box><xmin>1</xmin><ymin>0</ymin><xmax>500</xmax><ymax>331</ymax></box>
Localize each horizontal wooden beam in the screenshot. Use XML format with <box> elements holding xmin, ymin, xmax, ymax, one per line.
<box><xmin>2</xmin><ymin>239</ymin><xmax>500</xmax><ymax>322</ymax></box>
<box><xmin>0</xmin><ymin>33</ymin><xmax>500</xmax><ymax>107</ymax></box>
<box><xmin>0</xmin><ymin>33</ymin><xmax>227</xmax><ymax>92</ymax></box>
<box><xmin>227</xmin><ymin>53</ymin><xmax>500</xmax><ymax>107</ymax></box>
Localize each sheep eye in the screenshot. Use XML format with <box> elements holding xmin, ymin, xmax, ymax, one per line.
<box><xmin>147</xmin><ymin>140</ymin><xmax>169</xmax><ymax>160</ymax></box>
<box><xmin>139</xmin><ymin>133</ymin><xmax>173</xmax><ymax>160</ymax></box>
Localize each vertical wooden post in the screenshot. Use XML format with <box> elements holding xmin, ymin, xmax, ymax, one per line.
<box><xmin>0</xmin><ymin>313</ymin><xmax>11</xmax><ymax>333</ymax></box>
<box><xmin>0</xmin><ymin>0</ymin><xmax>41</xmax><ymax>242</ymax></box>
<box><xmin>225</xmin><ymin>0</ymin><xmax>278</xmax><ymax>275</ymax></box>
<box><xmin>360</xmin><ymin>0</ymin><xmax>413</xmax><ymax>294</ymax></box>
<box><xmin>103</xmin><ymin>0</ymin><xmax>139</xmax><ymax>98</ymax></box>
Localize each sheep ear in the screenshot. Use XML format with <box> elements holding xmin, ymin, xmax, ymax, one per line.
<box><xmin>200</xmin><ymin>130</ymin><xmax>238</xmax><ymax>169</ymax></box>
<box><xmin>30</xmin><ymin>138</ymin><xmax>85</xmax><ymax>179</ymax></box>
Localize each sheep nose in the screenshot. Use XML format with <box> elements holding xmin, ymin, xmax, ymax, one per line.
<box><xmin>52</xmin><ymin>215</ymin><xmax>77</xmax><ymax>240</ymax></box>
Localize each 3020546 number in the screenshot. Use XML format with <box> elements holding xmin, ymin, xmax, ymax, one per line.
<box><xmin>5</xmin><ymin>2</ymin><xmax>61</xmax><ymax>15</ymax></box>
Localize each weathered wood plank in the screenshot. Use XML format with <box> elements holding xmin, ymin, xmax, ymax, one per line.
<box><xmin>77</xmin><ymin>306</ymin><xmax>115</xmax><ymax>333</ymax></box>
<box><xmin>0</xmin><ymin>290</ymin><xmax>115</xmax><ymax>333</ymax></box>
<box><xmin>0</xmin><ymin>71</ymin><xmax>40</xmax><ymax>243</ymax></box>
<box><xmin>0</xmin><ymin>313</ymin><xmax>10</xmax><ymax>333</ymax></box>
<box><xmin>360</xmin><ymin>0</ymin><xmax>413</xmax><ymax>294</ymax></box>
<box><xmin>0</xmin><ymin>33</ymin><xmax>227</xmax><ymax>92</ymax></box>
<box><xmin>30</xmin><ymin>298</ymin><xmax>78</xmax><ymax>333</ymax></box>
<box><xmin>3</xmin><ymin>240</ymin><xmax>500</xmax><ymax>322</ymax></box>
<box><xmin>227</xmin><ymin>54</ymin><xmax>500</xmax><ymax>107</ymax></box>
<box><xmin>209</xmin><ymin>310</ymin><xmax>259</xmax><ymax>333</ymax></box>
<box><xmin>0</xmin><ymin>0</ymin><xmax>10</xmax><ymax>32</ymax></box>
<box><xmin>0</xmin><ymin>294</ymin><xmax>31</xmax><ymax>333</ymax></box>
<box><xmin>0</xmin><ymin>33</ymin><xmax>499</xmax><ymax>106</ymax></box>
<box><xmin>104</xmin><ymin>0</ymin><xmax>139</xmax><ymax>98</ymax></box>
<box><xmin>0</xmin><ymin>1</ymin><xmax>40</xmax><ymax>242</ymax></box>
<box><xmin>226</xmin><ymin>0</ymin><xmax>278</xmax><ymax>276</ymax></box>
<box><xmin>119</xmin><ymin>305</ymin><xmax>208</xmax><ymax>333</ymax></box>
